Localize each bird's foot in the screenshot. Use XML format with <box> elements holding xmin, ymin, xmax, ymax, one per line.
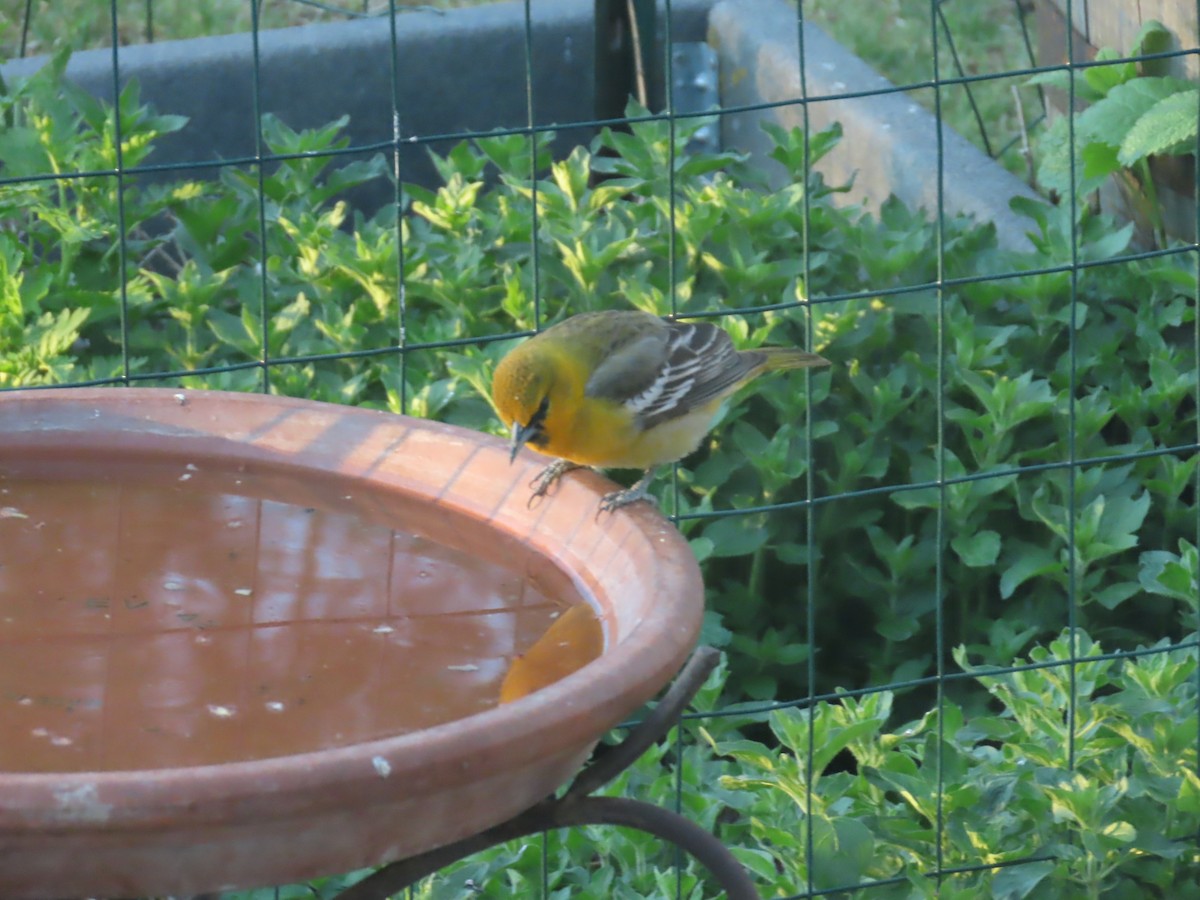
<box><xmin>597</xmin><ymin>468</ymin><xmax>659</xmax><ymax>515</ymax></box>
<box><xmin>528</xmin><ymin>459</ymin><xmax>583</xmax><ymax>506</ymax></box>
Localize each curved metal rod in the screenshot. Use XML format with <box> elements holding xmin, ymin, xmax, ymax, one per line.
<box><xmin>565</xmin><ymin>644</ymin><xmax>720</xmax><ymax>799</ymax></box>
<box><xmin>336</xmin><ymin>647</ymin><xmax>758</xmax><ymax>900</ymax></box>
<box><xmin>337</xmin><ymin>795</ymin><xmax>758</xmax><ymax>900</ymax></box>
<box><xmin>556</xmin><ymin>796</ymin><xmax>759</xmax><ymax>899</ymax></box>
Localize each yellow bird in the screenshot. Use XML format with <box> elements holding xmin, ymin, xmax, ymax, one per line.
<box><xmin>491</xmin><ymin>309</ymin><xmax>830</xmax><ymax>511</ymax></box>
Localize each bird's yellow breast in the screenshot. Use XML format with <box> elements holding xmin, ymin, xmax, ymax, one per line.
<box><xmin>538</xmin><ymin>393</ymin><xmax>723</xmax><ymax>470</ymax></box>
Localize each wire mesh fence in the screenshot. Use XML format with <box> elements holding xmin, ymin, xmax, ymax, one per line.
<box><xmin>1</xmin><ymin>0</ymin><xmax>1199</xmax><ymax>897</ymax></box>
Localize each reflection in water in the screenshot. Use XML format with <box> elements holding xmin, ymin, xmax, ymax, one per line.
<box><xmin>0</xmin><ymin>461</ymin><xmax>603</xmax><ymax>773</ymax></box>
<box><xmin>500</xmin><ymin>604</ymin><xmax>605</xmax><ymax>704</ymax></box>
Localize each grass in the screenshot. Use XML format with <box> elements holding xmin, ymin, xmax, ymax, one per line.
<box><xmin>804</xmin><ymin>0</ymin><xmax>1042</xmax><ymax>172</ymax></box>
<box><xmin>1</xmin><ymin>0</ymin><xmax>471</xmax><ymax>58</ymax></box>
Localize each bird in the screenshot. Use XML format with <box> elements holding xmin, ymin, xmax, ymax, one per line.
<box><xmin>491</xmin><ymin>309</ymin><xmax>830</xmax><ymax>512</ymax></box>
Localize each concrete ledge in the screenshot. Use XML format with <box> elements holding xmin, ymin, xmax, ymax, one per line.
<box><xmin>1</xmin><ymin>0</ymin><xmax>715</xmax><ymax>191</ymax></box>
<box><xmin>710</xmin><ymin>0</ymin><xmax>1040</xmax><ymax>251</ymax></box>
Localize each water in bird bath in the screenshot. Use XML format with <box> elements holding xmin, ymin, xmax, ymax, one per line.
<box><xmin>0</xmin><ymin>458</ymin><xmax>603</xmax><ymax>773</ymax></box>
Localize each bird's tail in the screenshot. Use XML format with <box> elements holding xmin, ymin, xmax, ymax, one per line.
<box><xmin>757</xmin><ymin>347</ymin><xmax>830</xmax><ymax>372</ymax></box>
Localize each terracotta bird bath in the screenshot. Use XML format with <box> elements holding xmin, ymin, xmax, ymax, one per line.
<box><xmin>0</xmin><ymin>388</ymin><xmax>742</xmax><ymax>899</ymax></box>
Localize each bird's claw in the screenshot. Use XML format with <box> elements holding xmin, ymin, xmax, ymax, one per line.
<box><xmin>597</xmin><ymin>485</ymin><xmax>658</xmax><ymax>516</ymax></box>
<box><xmin>595</xmin><ymin>467</ymin><xmax>660</xmax><ymax>516</ymax></box>
<box><xmin>528</xmin><ymin>459</ymin><xmax>582</xmax><ymax>507</ymax></box>
<box><xmin>526</xmin><ymin>462</ymin><xmax>660</xmax><ymax>515</ymax></box>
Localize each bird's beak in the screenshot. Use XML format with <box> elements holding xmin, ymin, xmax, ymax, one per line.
<box><xmin>509</xmin><ymin>421</ymin><xmax>535</xmax><ymax>464</ymax></box>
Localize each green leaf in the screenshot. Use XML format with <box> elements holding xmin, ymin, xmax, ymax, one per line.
<box><xmin>0</xmin><ymin>236</ymin><xmax>25</xmax><ymax>319</ymax></box>
<box><xmin>207</xmin><ymin>308</ymin><xmax>258</xmax><ymax>357</ymax></box>
<box><xmin>273</xmin><ymin>292</ymin><xmax>312</xmax><ymax>336</ymax></box>
<box><xmin>1084</xmin><ymin>50</ymin><xmax>1136</xmax><ymax>98</ymax></box>
<box><xmin>0</xmin><ymin>126</ymin><xmax>52</xmax><ymax>176</ymax></box>
<box><xmin>730</xmin><ymin>847</ymin><xmax>785</xmax><ymax>883</ymax></box>
<box><xmin>1082</xmin><ymin>491</ymin><xmax>1150</xmax><ymax>563</ymax></box>
<box><xmin>698</xmin><ymin>609</ymin><xmax>732</xmax><ymax>648</ymax></box>
<box><xmin>1103</xmin><ymin>820</ymin><xmax>1137</xmax><ymax>843</ymax></box>
<box><xmin>1079</xmin><ymin>77</ymin><xmax>1191</xmax><ymax>142</ymax></box>
<box><xmin>1138</xmin><ymin>544</ymin><xmax>1199</xmax><ymax>607</ymax></box>
<box><xmin>952</xmin><ymin>530</ymin><xmax>1001</xmax><ymax>568</ymax></box>
<box><xmin>991</xmin><ymin>860</ymin><xmax>1055</xmax><ymax>899</ymax></box>
<box><xmin>700</xmin><ymin>514</ymin><xmax>769</xmax><ymax>558</ymax></box>
<box><xmin>1000</xmin><ymin>544</ymin><xmax>1061</xmax><ymax>599</ymax></box>
<box><xmin>1118</xmin><ymin>89</ymin><xmax>1199</xmax><ymax>165</ymax></box>
<box><xmin>770</xmin><ymin>705</ymin><xmax>886</xmax><ymax>779</ymax></box>
<box><xmin>816</xmin><ymin>817</ymin><xmax>875</xmax><ymax>887</ymax></box>
<box><xmin>1081</xmin><ymin>218</ymin><xmax>1134</xmax><ymax>259</ymax></box>
<box><xmin>1091</xmin><ymin>582</ymin><xmax>1139</xmax><ymax>610</ymax></box>
<box><xmin>1080</xmin><ymin>140</ymin><xmax>1120</xmax><ymax>182</ymax></box>
<box><xmin>689</xmin><ymin>536</ymin><xmax>714</xmax><ymax>563</ymax></box>
<box><xmin>1130</xmin><ymin>19</ymin><xmax>1173</xmax><ymax>60</ymax></box>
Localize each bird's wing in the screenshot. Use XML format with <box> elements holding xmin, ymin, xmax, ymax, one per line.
<box><xmin>585</xmin><ymin>320</ymin><xmax>758</xmax><ymax>429</ymax></box>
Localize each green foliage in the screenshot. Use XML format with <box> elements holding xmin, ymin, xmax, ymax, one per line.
<box><xmin>0</xmin><ymin>47</ymin><xmax>191</xmax><ymax>385</ymax></box>
<box><xmin>709</xmin><ymin>632</ymin><xmax>1200</xmax><ymax>898</ymax></box>
<box><xmin>2</xmin><ymin>57</ymin><xmax>1198</xmax><ymax>900</ymax></box>
<box><xmin>1030</xmin><ymin>20</ymin><xmax>1197</xmax><ymax>245</ymax></box>
<box><xmin>214</xmin><ymin>635</ymin><xmax>1200</xmax><ymax>899</ymax></box>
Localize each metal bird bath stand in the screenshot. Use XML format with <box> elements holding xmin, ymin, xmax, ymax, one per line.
<box><xmin>336</xmin><ymin>647</ymin><xmax>759</xmax><ymax>900</ymax></box>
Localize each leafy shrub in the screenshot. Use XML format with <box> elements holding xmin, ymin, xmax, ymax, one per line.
<box><xmin>1031</xmin><ymin>20</ymin><xmax>1198</xmax><ymax>246</ymax></box>
<box><xmin>222</xmin><ymin>629</ymin><xmax>1200</xmax><ymax>899</ymax></box>
<box><xmin>2</xmin><ymin>54</ymin><xmax>1197</xmax><ymax>899</ymax></box>
<box><xmin>711</xmin><ymin>629</ymin><xmax>1200</xmax><ymax>898</ymax></box>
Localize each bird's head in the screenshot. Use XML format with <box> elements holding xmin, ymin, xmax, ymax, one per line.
<box><xmin>492</xmin><ymin>348</ymin><xmax>555</xmax><ymax>464</ymax></box>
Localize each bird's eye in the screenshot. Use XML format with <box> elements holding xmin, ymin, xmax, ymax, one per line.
<box><xmin>525</xmin><ymin>396</ymin><xmax>550</xmax><ymax>446</ymax></box>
